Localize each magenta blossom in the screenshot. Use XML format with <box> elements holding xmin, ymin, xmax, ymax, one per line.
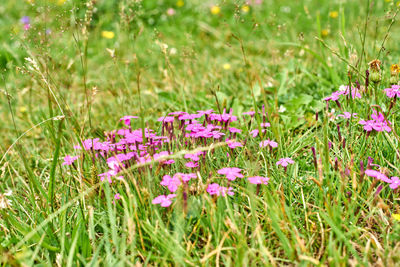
<box><xmin>62</xmin><ymin>155</ymin><xmax>79</xmax><ymax>166</ymax></box>
<box><xmin>114</xmin><ymin>193</ymin><xmax>121</xmax><ymax>200</ymax></box>
<box><xmin>384</xmin><ymin>85</ymin><xmax>400</xmax><ymax>98</ymax></box>
<box><xmin>389</xmin><ymin>177</ymin><xmax>400</xmax><ymax>190</ymax></box>
<box><xmin>259</xmin><ymin>139</ymin><xmax>278</xmax><ymax>148</ymax></box>
<box><xmin>217</xmin><ymin>167</ymin><xmax>244</xmax><ymax>181</ymax></box>
<box><xmin>152</xmin><ymin>194</ymin><xmax>177</xmax><ymax>207</ymax></box>
<box><xmin>227</xmin><ymin>140</ymin><xmax>243</xmax><ymax>149</ymax></box>
<box><xmin>248</xmin><ymin>176</ymin><xmax>269</xmax><ymax>185</ymax></box>
<box><xmin>120</xmin><ymin>115</ymin><xmax>138</xmax><ymax>126</ymax></box>
<box><xmin>206</xmin><ymin>183</ymin><xmax>234</xmax><ymax>197</ymax></box>
<box><xmin>364</xmin><ymin>169</ymin><xmax>391</xmax><ymax>183</ymax></box>
<box><xmin>185</xmin><ymin>161</ymin><xmax>198</xmax><ymax>168</ymax></box>
<box><xmin>276</xmin><ymin>157</ymin><xmax>294</xmax><ymax>167</ymax></box>
<box><xmin>359</xmin><ymin>111</ymin><xmax>391</xmax><ymax>133</ymax></box>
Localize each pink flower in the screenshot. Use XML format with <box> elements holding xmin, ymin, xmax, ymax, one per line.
<box><xmin>276</xmin><ymin>157</ymin><xmax>294</xmax><ymax>167</ymax></box>
<box><xmin>185</xmin><ymin>161</ymin><xmax>198</xmax><ymax>168</ymax></box>
<box><xmin>359</xmin><ymin>111</ymin><xmax>391</xmax><ymax>133</ymax></box>
<box><xmin>259</xmin><ymin>139</ymin><xmax>278</xmax><ymax>148</ymax></box>
<box><xmin>260</xmin><ymin>122</ymin><xmax>270</xmax><ymax>128</ymax></box>
<box><xmin>160</xmin><ymin>175</ymin><xmax>181</xmax><ymax>192</ymax></box>
<box><xmin>114</xmin><ymin>193</ymin><xmax>121</xmax><ymax>200</ymax></box>
<box><xmin>152</xmin><ymin>194</ymin><xmax>177</xmax><ymax>207</ymax></box>
<box><xmin>217</xmin><ymin>167</ymin><xmax>244</xmax><ymax>181</ymax></box>
<box><xmin>248</xmin><ymin>176</ymin><xmax>269</xmax><ymax>185</ymax></box>
<box><xmin>157</xmin><ymin>116</ymin><xmax>175</xmax><ymax>123</ymax></box>
<box><xmin>384</xmin><ymin>85</ymin><xmax>400</xmax><ymax>98</ymax></box>
<box><xmin>228</xmin><ymin>127</ymin><xmax>242</xmax><ymax>133</ymax></box>
<box><xmin>389</xmin><ymin>177</ymin><xmax>400</xmax><ymax>190</ymax></box>
<box><xmin>120</xmin><ymin>115</ymin><xmax>138</xmax><ymax>126</ymax></box>
<box><xmin>243</xmin><ymin>111</ymin><xmax>255</xmax><ymax>116</ymax></box>
<box><xmin>62</xmin><ymin>155</ymin><xmax>78</xmax><ymax>166</ymax></box>
<box><xmin>206</xmin><ymin>183</ymin><xmax>234</xmax><ymax>197</ymax></box>
<box><xmin>227</xmin><ymin>140</ymin><xmax>243</xmax><ymax>149</ymax></box>
<box><xmin>206</xmin><ymin>183</ymin><xmax>220</xmax><ymax>195</ymax></box>
<box><xmin>364</xmin><ymin>169</ymin><xmax>391</xmax><ymax>183</ymax></box>
<box><xmin>167</xmin><ymin>8</ymin><xmax>176</xmax><ymax>16</ymax></box>
<box><xmin>337</xmin><ymin>112</ymin><xmax>358</xmax><ymax>119</ymax></box>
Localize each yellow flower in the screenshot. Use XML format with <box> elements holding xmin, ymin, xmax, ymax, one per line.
<box><xmin>397</xmin><ymin>1</ymin><xmax>400</xmax><ymax>6</ymax></box>
<box><xmin>329</xmin><ymin>11</ymin><xmax>338</xmax><ymax>18</ymax></box>
<box><xmin>390</xmin><ymin>64</ymin><xmax>400</xmax><ymax>75</ymax></box>
<box><xmin>223</xmin><ymin>63</ymin><xmax>231</xmax><ymax>70</ymax></box>
<box><xmin>19</xmin><ymin>106</ymin><xmax>27</xmax><ymax>113</ymax></box>
<box><xmin>321</xmin><ymin>29</ymin><xmax>329</xmax><ymax>37</ymax></box>
<box><xmin>241</xmin><ymin>5</ymin><xmax>250</xmax><ymax>13</ymax></box>
<box><xmin>392</xmin><ymin>214</ymin><xmax>400</xmax><ymax>221</ymax></box>
<box><xmin>57</xmin><ymin>0</ymin><xmax>67</xmax><ymax>5</ymax></box>
<box><xmin>101</xmin><ymin>31</ymin><xmax>115</xmax><ymax>39</ymax></box>
<box><xmin>176</xmin><ymin>0</ymin><xmax>184</xmax><ymax>7</ymax></box>
<box><xmin>211</xmin><ymin>5</ymin><xmax>221</xmax><ymax>15</ymax></box>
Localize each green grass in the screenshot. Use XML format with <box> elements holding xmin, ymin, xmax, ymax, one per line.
<box><xmin>1</xmin><ymin>0</ymin><xmax>400</xmax><ymax>265</ymax></box>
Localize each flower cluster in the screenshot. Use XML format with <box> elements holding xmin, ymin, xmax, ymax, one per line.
<box><xmin>359</xmin><ymin>111</ymin><xmax>392</xmax><ymax>133</ymax></box>
<box><xmin>365</xmin><ymin>170</ymin><xmax>399</xmax><ymax>190</ymax></box>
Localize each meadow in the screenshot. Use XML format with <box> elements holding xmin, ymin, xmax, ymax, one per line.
<box><xmin>0</xmin><ymin>0</ymin><xmax>400</xmax><ymax>266</ymax></box>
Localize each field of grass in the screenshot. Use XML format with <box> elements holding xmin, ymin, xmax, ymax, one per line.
<box><xmin>1</xmin><ymin>0</ymin><xmax>400</xmax><ymax>266</ymax></box>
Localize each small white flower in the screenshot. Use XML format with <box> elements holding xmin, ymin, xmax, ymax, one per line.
<box><xmin>278</xmin><ymin>105</ymin><xmax>286</xmax><ymax>113</ymax></box>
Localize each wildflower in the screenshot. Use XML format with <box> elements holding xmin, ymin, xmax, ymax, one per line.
<box><xmin>321</xmin><ymin>29</ymin><xmax>329</xmax><ymax>37</ymax></box>
<box><xmin>368</xmin><ymin>59</ymin><xmax>382</xmax><ymax>83</ymax></box>
<box><xmin>242</xmin><ymin>111</ymin><xmax>255</xmax><ymax>116</ymax></box>
<box><xmin>206</xmin><ymin>183</ymin><xmax>234</xmax><ymax>196</ymax></box>
<box><xmin>217</xmin><ymin>167</ymin><xmax>244</xmax><ymax>181</ymax></box>
<box><xmin>120</xmin><ymin>115</ymin><xmax>138</xmax><ymax>126</ymax></box>
<box><xmin>228</xmin><ymin>127</ymin><xmax>241</xmax><ymax>133</ymax></box>
<box><xmin>20</xmin><ymin>16</ymin><xmax>30</xmax><ymax>25</ymax></box>
<box><xmin>364</xmin><ymin>169</ymin><xmax>391</xmax><ymax>183</ymax></box>
<box><xmin>114</xmin><ymin>193</ymin><xmax>121</xmax><ymax>200</ymax></box>
<box><xmin>102</xmin><ymin>31</ymin><xmax>115</xmax><ymax>39</ymax></box>
<box><xmin>167</xmin><ymin>8</ymin><xmax>176</xmax><ymax>16</ymax></box>
<box><xmin>392</xmin><ymin>214</ymin><xmax>400</xmax><ymax>221</ymax></box>
<box><xmin>211</xmin><ymin>5</ymin><xmax>221</xmax><ymax>15</ymax></box>
<box><xmin>389</xmin><ymin>177</ymin><xmax>400</xmax><ymax>190</ymax></box>
<box><xmin>329</xmin><ymin>11</ymin><xmax>338</xmax><ymax>18</ymax></box>
<box><xmin>206</xmin><ymin>183</ymin><xmax>220</xmax><ymax>195</ymax></box>
<box><xmin>248</xmin><ymin>176</ymin><xmax>269</xmax><ymax>185</ymax></box>
<box><xmin>358</xmin><ymin>111</ymin><xmax>391</xmax><ymax>133</ymax></box>
<box><xmin>276</xmin><ymin>157</ymin><xmax>294</xmax><ymax>167</ymax></box>
<box><xmin>241</xmin><ymin>5</ymin><xmax>250</xmax><ymax>13</ymax></box>
<box><xmin>223</xmin><ymin>63</ymin><xmax>231</xmax><ymax>70</ymax></box>
<box><xmin>227</xmin><ymin>140</ymin><xmax>243</xmax><ymax>149</ymax></box>
<box><xmin>185</xmin><ymin>161</ymin><xmax>198</xmax><ymax>168</ymax></box>
<box><xmin>157</xmin><ymin>116</ymin><xmax>175</xmax><ymax>123</ymax></box>
<box><xmin>259</xmin><ymin>139</ymin><xmax>278</xmax><ymax>148</ymax></box>
<box><xmin>384</xmin><ymin>85</ymin><xmax>400</xmax><ymax>98</ymax></box>
<box><xmin>160</xmin><ymin>175</ymin><xmax>181</xmax><ymax>192</ymax></box>
<box><xmin>337</xmin><ymin>112</ymin><xmax>358</xmax><ymax>119</ymax></box>
<box><xmin>152</xmin><ymin>194</ymin><xmax>177</xmax><ymax>207</ymax></box>
<box><xmin>260</xmin><ymin>122</ymin><xmax>271</xmax><ymax>128</ymax></box>
<box><xmin>176</xmin><ymin>0</ymin><xmax>184</xmax><ymax>7</ymax></box>
<box><xmin>62</xmin><ymin>155</ymin><xmax>78</xmax><ymax>166</ymax></box>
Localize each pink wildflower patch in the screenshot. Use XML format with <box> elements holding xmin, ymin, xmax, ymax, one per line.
<box><xmin>359</xmin><ymin>111</ymin><xmax>391</xmax><ymax>133</ymax></box>
<box><xmin>217</xmin><ymin>167</ymin><xmax>244</xmax><ymax>181</ymax></box>
<box><xmin>206</xmin><ymin>183</ymin><xmax>234</xmax><ymax>197</ymax></box>
<box><xmin>248</xmin><ymin>176</ymin><xmax>270</xmax><ymax>185</ymax></box>
<box><xmin>152</xmin><ymin>194</ymin><xmax>177</xmax><ymax>207</ymax></box>
<box><xmin>62</xmin><ymin>155</ymin><xmax>79</xmax><ymax>166</ymax></box>
<box><xmin>259</xmin><ymin>139</ymin><xmax>278</xmax><ymax>148</ymax></box>
<box><xmin>276</xmin><ymin>157</ymin><xmax>294</xmax><ymax>167</ymax></box>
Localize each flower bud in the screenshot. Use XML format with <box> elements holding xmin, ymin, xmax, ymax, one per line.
<box><xmin>369</xmin><ymin>71</ymin><xmax>381</xmax><ymax>83</ymax></box>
